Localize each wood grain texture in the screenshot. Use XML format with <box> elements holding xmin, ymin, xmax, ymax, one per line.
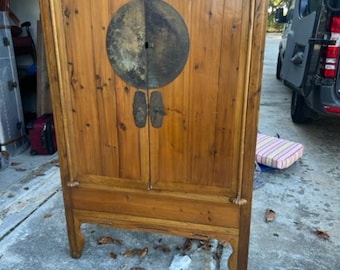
<box><xmin>150</xmin><ymin>0</ymin><xmax>248</xmax><ymax>195</ymax></box>
<box><xmin>237</xmin><ymin>0</ymin><xmax>269</xmax><ymax>268</ymax></box>
<box><xmin>36</xmin><ymin>20</ymin><xmax>53</xmax><ymax>116</ymax></box>
<box><xmin>39</xmin><ymin>0</ymin><xmax>268</xmax><ymax>269</ymax></box>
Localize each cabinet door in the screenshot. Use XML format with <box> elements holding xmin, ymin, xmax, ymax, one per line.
<box><xmin>57</xmin><ymin>0</ymin><xmax>150</xmax><ymax>188</ymax></box>
<box><xmin>53</xmin><ymin>0</ymin><xmax>252</xmax><ymax>197</ymax></box>
<box><xmin>149</xmin><ymin>0</ymin><xmax>251</xmax><ymax>196</ymax></box>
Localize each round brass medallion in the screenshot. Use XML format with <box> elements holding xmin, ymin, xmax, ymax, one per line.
<box><xmin>106</xmin><ymin>0</ymin><xmax>190</xmax><ymax>89</ymax></box>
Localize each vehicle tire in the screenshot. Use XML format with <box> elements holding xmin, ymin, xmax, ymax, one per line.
<box><xmin>276</xmin><ymin>53</ymin><xmax>282</xmax><ymax>80</ymax></box>
<box><xmin>291</xmin><ymin>90</ymin><xmax>312</xmax><ymax>124</ymax></box>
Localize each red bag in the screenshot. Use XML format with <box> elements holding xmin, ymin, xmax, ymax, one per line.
<box><xmin>28</xmin><ymin>114</ymin><xmax>57</xmax><ymax>155</ymax></box>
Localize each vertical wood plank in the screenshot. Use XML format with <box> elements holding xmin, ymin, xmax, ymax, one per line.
<box><xmin>212</xmin><ymin>0</ymin><xmax>245</xmax><ymax>190</ymax></box>
<box><xmin>62</xmin><ymin>0</ymin><xmax>103</xmax><ymax>175</ymax></box>
<box><xmin>238</xmin><ymin>0</ymin><xmax>268</xmax><ymax>269</ymax></box>
<box><xmin>185</xmin><ymin>0</ymin><xmax>223</xmax><ymax>185</ymax></box>
<box><xmin>89</xmin><ymin>0</ymin><xmax>119</xmax><ymax>177</ymax></box>
<box><xmin>36</xmin><ymin>20</ymin><xmax>53</xmax><ymax>116</ymax></box>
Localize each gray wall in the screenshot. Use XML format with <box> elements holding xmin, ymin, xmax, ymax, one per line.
<box><xmin>10</xmin><ymin>0</ymin><xmax>40</xmax><ymax>67</ymax></box>
<box><xmin>10</xmin><ymin>0</ymin><xmax>39</xmax><ymax>43</ymax></box>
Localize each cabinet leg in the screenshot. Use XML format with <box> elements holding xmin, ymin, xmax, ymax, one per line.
<box><xmin>65</xmin><ymin>212</ymin><xmax>85</xmax><ymax>258</ymax></box>
<box><xmin>226</xmin><ymin>237</ymin><xmax>239</xmax><ymax>270</ymax></box>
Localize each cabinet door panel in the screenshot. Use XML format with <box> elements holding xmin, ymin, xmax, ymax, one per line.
<box><xmin>149</xmin><ymin>0</ymin><xmax>249</xmax><ymax>195</ymax></box>
<box><xmin>57</xmin><ymin>0</ymin><xmax>251</xmax><ymax>195</ymax></box>
<box><xmin>60</xmin><ymin>0</ymin><xmax>149</xmax><ymax>186</ymax></box>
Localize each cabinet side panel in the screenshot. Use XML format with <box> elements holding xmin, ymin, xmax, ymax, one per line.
<box><xmin>237</xmin><ymin>0</ymin><xmax>268</xmax><ymax>269</ymax></box>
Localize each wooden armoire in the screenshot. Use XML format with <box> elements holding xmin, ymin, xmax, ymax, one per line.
<box><xmin>39</xmin><ymin>0</ymin><xmax>267</xmax><ymax>269</ymax></box>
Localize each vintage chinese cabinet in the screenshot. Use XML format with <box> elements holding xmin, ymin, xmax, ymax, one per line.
<box><xmin>39</xmin><ymin>0</ymin><xmax>267</xmax><ymax>269</ymax></box>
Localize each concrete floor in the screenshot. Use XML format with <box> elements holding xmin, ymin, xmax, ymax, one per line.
<box><xmin>0</xmin><ymin>33</ymin><xmax>340</xmax><ymax>269</ymax></box>
<box><xmin>250</xmin><ymin>33</ymin><xmax>340</xmax><ymax>270</ymax></box>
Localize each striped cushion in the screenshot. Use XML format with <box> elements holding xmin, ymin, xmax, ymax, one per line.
<box><xmin>256</xmin><ymin>133</ymin><xmax>304</xmax><ymax>169</ymax></box>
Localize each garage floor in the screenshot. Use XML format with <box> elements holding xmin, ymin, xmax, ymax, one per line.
<box><xmin>250</xmin><ymin>33</ymin><xmax>340</xmax><ymax>270</ymax></box>
<box><xmin>0</xmin><ymin>34</ymin><xmax>339</xmax><ymax>270</ymax></box>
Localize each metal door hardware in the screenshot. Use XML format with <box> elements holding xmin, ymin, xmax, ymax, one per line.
<box><xmin>3</xmin><ymin>37</ymin><xmax>10</xmax><ymax>47</ymax></box>
<box><xmin>133</xmin><ymin>91</ymin><xmax>147</xmax><ymax>128</ymax></box>
<box><xmin>106</xmin><ymin>0</ymin><xmax>189</xmax><ymax>89</ymax></box>
<box><xmin>150</xmin><ymin>91</ymin><xmax>166</xmax><ymax>128</ymax></box>
<box><xmin>8</xmin><ymin>81</ymin><xmax>17</xmax><ymax>91</ymax></box>
<box><xmin>16</xmin><ymin>121</ymin><xmax>23</xmax><ymax>130</ymax></box>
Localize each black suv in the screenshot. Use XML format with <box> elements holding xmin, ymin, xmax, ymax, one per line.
<box><xmin>276</xmin><ymin>0</ymin><xmax>340</xmax><ymax>123</ymax></box>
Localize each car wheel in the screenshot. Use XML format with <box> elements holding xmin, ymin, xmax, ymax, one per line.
<box><xmin>291</xmin><ymin>90</ymin><xmax>312</xmax><ymax>124</ymax></box>
<box><xmin>276</xmin><ymin>53</ymin><xmax>282</xmax><ymax>80</ymax></box>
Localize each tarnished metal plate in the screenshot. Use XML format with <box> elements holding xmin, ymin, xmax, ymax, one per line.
<box><xmin>133</xmin><ymin>90</ymin><xmax>147</xmax><ymax>128</ymax></box>
<box><xmin>150</xmin><ymin>90</ymin><xmax>166</xmax><ymax>128</ymax></box>
<box><xmin>106</xmin><ymin>0</ymin><xmax>147</xmax><ymax>89</ymax></box>
<box><xmin>106</xmin><ymin>0</ymin><xmax>189</xmax><ymax>89</ymax></box>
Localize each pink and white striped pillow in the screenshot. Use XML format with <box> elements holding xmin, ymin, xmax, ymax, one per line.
<box><xmin>256</xmin><ymin>133</ymin><xmax>304</xmax><ymax>169</ymax></box>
